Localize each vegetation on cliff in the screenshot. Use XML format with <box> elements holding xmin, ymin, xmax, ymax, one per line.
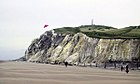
<box><xmin>53</xmin><ymin>25</ymin><xmax>140</xmax><ymax>38</ymax></box>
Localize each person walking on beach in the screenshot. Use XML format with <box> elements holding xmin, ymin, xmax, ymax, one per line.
<box><xmin>104</xmin><ymin>62</ymin><xmax>107</xmax><ymax>68</ymax></box>
<box><xmin>125</xmin><ymin>64</ymin><xmax>129</xmax><ymax>73</ymax></box>
<box><xmin>120</xmin><ymin>64</ymin><xmax>124</xmax><ymax>71</ymax></box>
<box><xmin>65</xmin><ymin>61</ymin><xmax>68</xmax><ymax>67</ymax></box>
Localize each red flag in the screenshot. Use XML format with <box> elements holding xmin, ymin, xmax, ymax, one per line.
<box><xmin>44</xmin><ymin>25</ymin><xmax>48</xmax><ymax>28</ymax></box>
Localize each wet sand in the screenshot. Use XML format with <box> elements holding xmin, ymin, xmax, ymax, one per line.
<box><xmin>0</xmin><ymin>61</ymin><xmax>140</xmax><ymax>84</ymax></box>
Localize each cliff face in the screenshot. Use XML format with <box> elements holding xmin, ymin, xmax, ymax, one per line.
<box><xmin>94</xmin><ymin>39</ymin><xmax>140</xmax><ymax>63</ymax></box>
<box><xmin>25</xmin><ymin>31</ymin><xmax>140</xmax><ymax>64</ymax></box>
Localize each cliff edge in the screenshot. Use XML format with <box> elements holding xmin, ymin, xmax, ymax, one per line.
<box><xmin>24</xmin><ymin>25</ymin><xmax>140</xmax><ymax>65</ymax></box>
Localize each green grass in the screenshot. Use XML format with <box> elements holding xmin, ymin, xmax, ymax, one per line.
<box><xmin>53</xmin><ymin>27</ymin><xmax>80</xmax><ymax>34</ymax></box>
<box><xmin>53</xmin><ymin>25</ymin><xmax>140</xmax><ymax>38</ymax></box>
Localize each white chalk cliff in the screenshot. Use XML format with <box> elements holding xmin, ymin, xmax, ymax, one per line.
<box><xmin>25</xmin><ymin>30</ymin><xmax>140</xmax><ymax>64</ymax></box>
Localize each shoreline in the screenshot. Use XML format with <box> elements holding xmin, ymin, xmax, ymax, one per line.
<box><xmin>7</xmin><ymin>61</ymin><xmax>140</xmax><ymax>73</ymax></box>
<box><xmin>0</xmin><ymin>61</ymin><xmax>140</xmax><ymax>84</ymax></box>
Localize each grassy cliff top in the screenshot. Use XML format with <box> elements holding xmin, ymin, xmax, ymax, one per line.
<box><xmin>53</xmin><ymin>25</ymin><xmax>140</xmax><ymax>39</ymax></box>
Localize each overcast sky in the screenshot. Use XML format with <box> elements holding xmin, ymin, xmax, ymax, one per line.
<box><xmin>0</xmin><ymin>0</ymin><xmax>140</xmax><ymax>60</ymax></box>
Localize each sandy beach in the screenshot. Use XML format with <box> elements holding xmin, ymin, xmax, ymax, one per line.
<box><xmin>0</xmin><ymin>61</ymin><xmax>140</xmax><ymax>84</ymax></box>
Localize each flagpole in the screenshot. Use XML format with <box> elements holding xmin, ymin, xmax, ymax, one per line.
<box><xmin>91</xmin><ymin>19</ymin><xmax>94</xmax><ymax>28</ymax></box>
<box><xmin>91</xmin><ymin>19</ymin><xmax>93</xmax><ymax>25</ymax></box>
